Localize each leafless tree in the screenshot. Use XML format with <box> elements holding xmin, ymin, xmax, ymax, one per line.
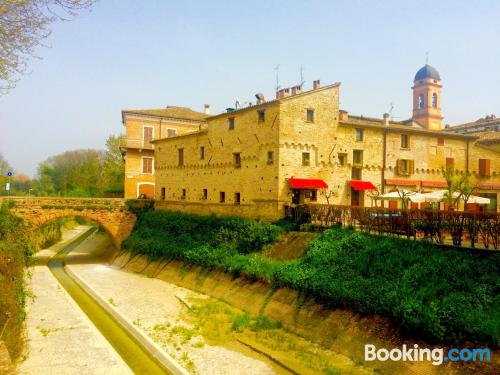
<box><xmin>0</xmin><ymin>0</ymin><xmax>96</xmax><ymax>94</ymax></box>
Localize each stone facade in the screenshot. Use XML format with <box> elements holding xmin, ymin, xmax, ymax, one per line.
<box><xmin>152</xmin><ymin>69</ymin><xmax>500</xmax><ymax>220</ymax></box>
<box><xmin>121</xmin><ymin>107</ymin><xmax>208</xmax><ymax>199</ymax></box>
<box><xmin>0</xmin><ymin>197</ymin><xmax>136</xmax><ymax>248</ymax></box>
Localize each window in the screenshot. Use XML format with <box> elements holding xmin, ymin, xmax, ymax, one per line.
<box><xmin>233</xmin><ymin>152</ymin><xmax>241</xmax><ymax>168</ymax></box>
<box><xmin>220</xmin><ymin>192</ymin><xmax>226</xmax><ymax>203</ymax></box>
<box><xmin>310</xmin><ymin>190</ymin><xmax>317</xmax><ymax>202</ymax></box>
<box><xmin>202</xmin><ymin>188</ymin><xmax>208</xmax><ymax>200</ymax></box>
<box><xmin>418</xmin><ymin>94</ymin><xmax>425</xmax><ymax>109</ymax></box>
<box><xmin>306</xmin><ymin>109</ymin><xmax>315</xmax><ymax>122</ymax></box>
<box><xmin>437</xmin><ymin>137</ymin><xmax>445</xmax><ymax>146</ymax></box>
<box><xmin>142</xmin><ymin>157</ymin><xmax>153</xmax><ymax>173</ymax></box>
<box><xmin>234</xmin><ymin>192</ymin><xmax>241</xmax><ymax>205</ymax></box>
<box><xmin>200</xmin><ymin>146</ymin><xmax>205</xmax><ymax>160</ymax></box>
<box><xmin>302</xmin><ymin>152</ymin><xmax>310</xmax><ymax>166</ymax></box>
<box><xmin>181</xmin><ymin>188</ymin><xmax>186</xmax><ymax>200</ymax></box>
<box><xmin>338</xmin><ymin>153</ymin><xmax>347</xmax><ymax>166</ymax></box>
<box><xmin>267</xmin><ymin>151</ymin><xmax>274</xmax><ymax>164</ymax></box>
<box><xmin>397</xmin><ymin>159</ymin><xmax>414</xmax><ymax>175</ymax></box>
<box><xmin>178</xmin><ymin>148</ymin><xmax>184</xmax><ymax>166</ymax></box>
<box><xmin>167</xmin><ymin>128</ymin><xmax>177</xmax><ymax>137</ymax></box>
<box><xmin>353</xmin><ymin>150</ymin><xmax>363</xmax><ymax>166</ymax></box>
<box><xmin>355</xmin><ymin>128</ymin><xmax>364</xmax><ymax>141</ymax></box>
<box><xmin>161</xmin><ymin>187</ymin><xmax>166</xmax><ymax>200</ymax></box>
<box><xmin>446</xmin><ymin>157</ymin><xmax>455</xmax><ymax>170</ymax></box>
<box><xmin>228</xmin><ymin>117</ymin><xmax>235</xmax><ymax>130</ymax></box>
<box><xmin>351</xmin><ymin>167</ymin><xmax>362</xmax><ymax>180</ymax></box>
<box><xmin>401</xmin><ymin>134</ymin><xmax>410</xmax><ymax>149</ymax></box>
<box><xmin>432</xmin><ymin>93</ymin><xmax>438</xmax><ymax>108</ymax></box>
<box><xmin>258</xmin><ymin>110</ymin><xmax>265</xmax><ymax>122</ymax></box>
<box><xmin>479</xmin><ymin>159</ymin><xmax>491</xmax><ymax>177</ymax></box>
<box><xmin>143</xmin><ymin>126</ymin><xmax>153</xmax><ymax>144</ymax></box>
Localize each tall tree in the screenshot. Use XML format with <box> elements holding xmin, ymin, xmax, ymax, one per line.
<box><xmin>0</xmin><ymin>0</ymin><xmax>96</xmax><ymax>94</ymax></box>
<box><xmin>102</xmin><ymin>134</ymin><xmax>125</xmax><ymax>196</ymax></box>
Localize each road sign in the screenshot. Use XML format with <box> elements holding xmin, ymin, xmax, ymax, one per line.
<box><xmin>7</xmin><ymin>171</ymin><xmax>12</xmax><ymax>177</ymax></box>
<box><xmin>5</xmin><ymin>183</ymin><xmax>10</xmax><ymax>191</ymax></box>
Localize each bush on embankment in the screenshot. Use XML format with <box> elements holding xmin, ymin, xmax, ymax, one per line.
<box><xmin>0</xmin><ymin>202</ymin><xmax>31</xmax><ymax>360</ymax></box>
<box><xmin>123</xmin><ymin>210</ymin><xmax>499</xmax><ymax>347</ymax></box>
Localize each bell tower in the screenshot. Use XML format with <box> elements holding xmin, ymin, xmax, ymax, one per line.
<box><xmin>412</xmin><ymin>64</ymin><xmax>443</xmax><ymax>130</ymax></box>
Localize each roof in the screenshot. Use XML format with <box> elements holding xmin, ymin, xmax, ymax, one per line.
<box><xmin>207</xmin><ymin>83</ymin><xmax>341</xmax><ymax>120</ymax></box>
<box><xmin>287</xmin><ymin>178</ymin><xmax>328</xmax><ymax>189</ymax></box>
<box><xmin>151</xmin><ymin>129</ymin><xmax>208</xmax><ymax>144</ymax></box>
<box><xmin>445</xmin><ymin>116</ymin><xmax>499</xmax><ymax>132</ymax></box>
<box><xmin>414</xmin><ymin>64</ymin><xmax>441</xmax><ymax>81</ymax></box>
<box><xmin>122</xmin><ymin>106</ymin><xmax>209</xmax><ymax>122</ymax></box>
<box><xmin>339</xmin><ymin>115</ymin><xmax>477</xmax><ymax>140</ymax></box>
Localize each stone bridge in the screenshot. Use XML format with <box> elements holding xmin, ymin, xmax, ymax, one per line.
<box><xmin>0</xmin><ymin>197</ymin><xmax>137</xmax><ymax>248</ymax></box>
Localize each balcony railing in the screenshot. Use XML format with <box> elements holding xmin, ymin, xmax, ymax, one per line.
<box><xmin>119</xmin><ymin>138</ymin><xmax>154</xmax><ymax>150</ymax></box>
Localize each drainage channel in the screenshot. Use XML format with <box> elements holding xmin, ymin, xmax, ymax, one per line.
<box><xmin>47</xmin><ymin>227</ymin><xmax>172</xmax><ymax>375</ymax></box>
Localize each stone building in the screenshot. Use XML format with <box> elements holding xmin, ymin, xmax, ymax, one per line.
<box><xmin>152</xmin><ymin>66</ymin><xmax>500</xmax><ymax>219</ymax></box>
<box><xmin>120</xmin><ymin>106</ymin><xmax>209</xmax><ymax>199</ymax></box>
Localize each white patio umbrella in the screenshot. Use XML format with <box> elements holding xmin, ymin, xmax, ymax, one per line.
<box><xmin>378</xmin><ymin>190</ymin><xmax>428</xmax><ymax>203</ymax></box>
<box><xmin>466</xmin><ymin>195</ymin><xmax>490</xmax><ymax>204</ymax></box>
<box><xmin>378</xmin><ymin>190</ymin><xmax>415</xmax><ymax>199</ymax></box>
<box><xmin>420</xmin><ymin>190</ymin><xmax>490</xmax><ymax>205</ymax></box>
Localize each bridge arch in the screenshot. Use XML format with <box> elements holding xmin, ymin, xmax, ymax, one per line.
<box><xmin>0</xmin><ymin>197</ymin><xmax>136</xmax><ymax>248</ymax></box>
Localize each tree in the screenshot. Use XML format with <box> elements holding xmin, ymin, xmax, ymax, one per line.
<box><xmin>102</xmin><ymin>134</ymin><xmax>125</xmax><ymax>196</ymax></box>
<box><xmin>442</xmin><ymin>167</ymin><xmax>476</xmax><ymax>210</ymax></box>
<box><xmin>0</xmin><ymin>0</ymin><xmax>96</xmax><ymax>94</ymax></box>
<box><xmin>32</xmin><ymin>134</ymin><xmax>124</xmax><ymax>197</ymax></box>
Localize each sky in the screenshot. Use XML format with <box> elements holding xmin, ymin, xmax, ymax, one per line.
<box><xmin>1</xmin><ymin>0</ymin><xmax>499</xmax><ymax>177</ymax></box>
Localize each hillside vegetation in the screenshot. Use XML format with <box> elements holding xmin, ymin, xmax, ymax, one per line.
<box><xmin>123</xmin><ymin>210</ymin><xmax>499</xmax><ymax>346</ymax></box>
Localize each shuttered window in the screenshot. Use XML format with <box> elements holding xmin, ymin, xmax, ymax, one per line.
<box><xmin>479</xmin><ymin>159</ymin><xmax>491</xmax><ymax>177</ymax></box>
<box><xmin>143</xmin><ymin>126</ymin><xmax>153</xmax><ymax>143</ymax></box>
<box><xmin>142</xmin><ymin>157</ymin><xmax>153</xmax><ymax>174</ymax></box>
<box><xmin>397</xmin><ymin>159</ymin><xmax>414</xmax><ymax>176</ymax></box>
<box><xmin>446</xmin><ymin>158</ymin><xmax>455</xmax><ymax>170</ymax></box>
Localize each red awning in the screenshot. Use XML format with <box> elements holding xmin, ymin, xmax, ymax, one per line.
<box><xmin>421</xmin><ymin>180</ymin><xmax>448</xmax><ymax>188</ymax></box>
<box><xmin>348</xmin><ymin>180</ymin><xmax>377</xmax><ymax>191</ymax></box>
<box><xmin>476</xmin><ymin>183</ymin><xmax>500</xmax><ymax>190</ymax></box>
<box><xmin>385</xmin><ymin>179</ymin><xmax>420</xmax><ymax>186</ymax></box>
<box><xmin>288</xmin><ymin>178</ymin><xmax>328</xmax><ymax>189</ymax></box>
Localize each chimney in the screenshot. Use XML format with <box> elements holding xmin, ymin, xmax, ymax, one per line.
<box><xmin>339</xmin><ymin>110</ymin><xmax>348</xmax><ymax>121</ymax></box>
<box><xmin>383</xmin><ymin>113</ymin><xmax>390</xmax><ymax>126</ymax></box>
<box><xmin>204</xmin><ymin>104</ymin><xmax>210</xmax><ymax>115</ymax></box>
<box><xmin>313</xmin><ymin>80</ymin><xmax>321</xmax><ymax>90</ymax></box>
<box><xmin>291</xmin><ymin>85</ymin><xmax>302</xmax><ymax>95</ymax></box>
<box><xmin>255</xmin><ymin>93</ymin><xmax>265</xmax><ymax>105</ymax></box>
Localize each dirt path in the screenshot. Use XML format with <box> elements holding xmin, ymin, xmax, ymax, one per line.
<box><xmin>18</xmin><ymin>226</ymin><xmax>132</xmax><ymax>375</ymax></box>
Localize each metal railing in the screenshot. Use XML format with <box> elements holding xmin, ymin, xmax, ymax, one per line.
<box><xmin>119</xmin><ymin>138</ymin><xmax>154</xmax><ymax>150</ymax></box>
<box><xmin>287</xmin><ymin>204</ymin><xmax>500</xmax><ymax>250</ymax></box>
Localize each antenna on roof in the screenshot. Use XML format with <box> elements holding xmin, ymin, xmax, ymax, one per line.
<box><xmin>274</xmin><ymin>64</ymin><xmax>280</xmax><ymax>92</ymax></box>
<box><xmin>425</xmin><ymin>51</ymin><xmax>429</xmax><ymax>64</ymax></box>
<box><xmin>300</xmin><ymin>64</ymin><xmax>305</xmax><ymax>88</ymax></box>
<box><xmin>389</xmin><ymin>102</ymin><xmax>394</xmax><ymax>120</ymax></box>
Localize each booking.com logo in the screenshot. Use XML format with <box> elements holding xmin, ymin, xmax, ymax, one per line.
<box><xmin>365</xmin><ymin>344</ymin><xmax>491</xmax><ymax>366</ymax></box>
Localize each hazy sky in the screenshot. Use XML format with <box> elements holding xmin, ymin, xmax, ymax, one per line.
<box><xmin>1</xmin><ymin>0</ymin><xmax>499</xmax><ymax>176</ymax></box>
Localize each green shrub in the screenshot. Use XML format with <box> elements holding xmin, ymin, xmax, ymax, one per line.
<box><xmin>123</xmin><ymin>210</ymin><xmax>499</xmax><ymax>347</ymax></box>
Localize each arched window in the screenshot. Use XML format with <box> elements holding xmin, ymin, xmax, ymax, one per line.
<box><xmin>432</xmin><ymin>93</ymin><xmax>438</xmax><ymax>108</ymax></box>
<box><xmin>418</xmin><ymin>94</ymin><xmax>425</xmax><ymax>109</ymax></box>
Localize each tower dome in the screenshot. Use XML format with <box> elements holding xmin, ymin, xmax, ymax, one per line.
<box><xmin>414</xmin><ymin>64</ymin><xmax>441</xmax><ymax>81</ymax></box>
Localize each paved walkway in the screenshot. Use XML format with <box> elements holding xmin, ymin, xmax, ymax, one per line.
<box><xmin>18</xmin><ymin>227</ymin><xmax>132</xmax><ymax>375</ymax></box>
